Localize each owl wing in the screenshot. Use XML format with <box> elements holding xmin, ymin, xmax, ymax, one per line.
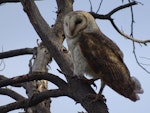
<box><xmin>79</xmin><ymin>32</ymin><xmax>139</xmax><ymax>101</ymax></box>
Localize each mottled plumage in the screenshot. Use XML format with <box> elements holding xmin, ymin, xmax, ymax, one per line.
<box><xmin>64</xmin><ymin>11</ymin><xmax>143</xmax><ymax>101</ymax></box>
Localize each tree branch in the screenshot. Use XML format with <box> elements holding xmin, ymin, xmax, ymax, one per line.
<box><xmin>0</xmin><ymin>48</ymin><xmax>35</xmax><ymax>59</ymax></box>
<box><xmin>88</xmin><ymin>0</ymin><xmax>93</xmax><ymax>12</ymax></box>
<box><xmin>90</xmin><ymin>1</ymin><xmax>150</xmax><ymax>45</ymax></box>
<box><xmin>0</xmin><ymin>0</ymin><xmax>20</xmax><ymax>4</ymax></box>
<box><xmin>0</xmin><ymin>75</ymin><xmax>24</xmax><ymax>87</ymax></box>
<box><xmin>0</xmin><ymin>0</ymin><xmax>42</xmax><ymax>4</ymax></box>
<box><xmin>133</xmin><ymin>42</ymin><xmax>150</xmax><ymax>74</ymax></box>
<box><xmin>96</xmin><ymin>0</ymin><xmax>103</xmax><ymax>13</ymax></box>
<box><xmin>127</xmin><ymin>0</ymin><xmax>150</xmax><ymax>74</ymax></box>
<box><xmin>0</xmin><ymin>72</ymin><xmax>68</xmax><ymax>90</ymax></box>
<box><xmin>109</xmin><ymin>18</ymin><xmax>150</xmax><ymax>44</ymax></box>
<box><xmin>107</xmin><ymin>1</ymin><xmax>137</xmax><ymax>16</ymax></box>
<box><xmin>0</xmin><ymin>89</ymin><xmax>66</xmax><ymax>113</ymax></box>
<box><xmin>0</xmin><ymin>88</ymin><xmax>25</xmax><ymax>101</ymax></box>
<box><xmin>90</xmin><ymin>1</ymin><xmax>138</xmax><ymax>19</ymax></box>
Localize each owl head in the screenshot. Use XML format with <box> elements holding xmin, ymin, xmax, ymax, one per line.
<box><xmin>64</xmin><ymin>11</ymin><xmax>99</xmax><ymax>38</ymax></box>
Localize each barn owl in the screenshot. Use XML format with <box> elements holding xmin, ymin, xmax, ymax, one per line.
<box><xmin>63</xmin><ymin>11</ymin><xmax>143</xmax><ymax>101</ymax></box>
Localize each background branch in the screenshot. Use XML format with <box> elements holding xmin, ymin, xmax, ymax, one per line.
<box><xmin>109</xmin><ymin>19</ymin><xmax>150</xmax><ymax>44</ymax></box>
<box><xmin>133</xmin><ymin>44</ymin><xmax>150</xmax><ymax>74</ymax></box>
<box><xmin>0</xmin><ymin>75</ymin><xmax>24</xmax><ymax>87</ymax></box>
<box><xmin>0</xmin><ymin>0</ymin><xmax>20</xmax><ymax>4</ymax></box>
<box><xmin>127</xmin><ymin>0</ymin><xmax>150</xmax><ymax>74</ymax></box>
<box><xmin>0</xmin><ymin>89</ymin><xmax>66</xmax><ymax>113</ymax></box>
<box><xmin>0</xmin><ymin>48</ymin><xmax>35</xmax><ymax>59</ymax></box>
<box><xmin>90</xmin><ymin>1</ymin><xmax>150</xmax><ymax>45</ymax></box>
<box><xmin>107</xmin><ymin>1</ymin><xmax>137</xmax><ymax>16</ymax></box>
<box><xmin>96</xmin><ymin>0</ymin><xmax>103</xmax><ymax>13</ymax></box>
<box><xmin>0</xmin><ymin>72</ymin><xmax>68</xmax><ymax>89</ymax></box>
<box><xmin>0</xmin><ymin>88</ymin><xmax>25</xmax><ymax>101</ymax></box>
<box><xmin>0</xmin><ymin>0</ymin><xmax>42</xmax><ymax>4</ymax></box>
<box><xmin>88</xmin><ymin>0</ymin><xmax>93</xmax><ymax>12</ymax></box>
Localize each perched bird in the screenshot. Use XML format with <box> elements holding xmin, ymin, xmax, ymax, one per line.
<box><xmin>64</xmin><ymin>11</ymin><xmax>143</xmax><ymax>101</ymax></box>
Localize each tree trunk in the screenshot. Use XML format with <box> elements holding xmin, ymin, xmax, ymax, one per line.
<box><xmin>25</xmin><ymin>44</ymin><xmax>52</xmax><ymax>113</ymax></box>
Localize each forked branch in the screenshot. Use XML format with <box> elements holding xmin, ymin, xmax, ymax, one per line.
<box><xmin>0</xmin><ymin>72</ymin><xmax>68</xmax><ymax>89</ymax></box>
<box><xmin>90</xmin><ymin>1</ymin><xmax>150</xmax><ymax>45</ymax></box>
<box><xmin>0</xmin><ymin>89</ymin><xmax>66</xmax><ymax>113</ymax></box>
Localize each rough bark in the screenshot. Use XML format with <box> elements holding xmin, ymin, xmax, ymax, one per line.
<box><xmin>24</xmin><ymin>44</ymin><xmax>51</xmax><ymax>113</ymax></box>
<box><xmin>0</xmin><ymin>48</ymin><xmax>35</xmax><ymax>59</ymax></box>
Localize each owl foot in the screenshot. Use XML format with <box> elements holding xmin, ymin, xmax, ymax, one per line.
<box><xmin>87</xmin><ymin>93</ymin><xmax>106</xmax><ymax>103</ymax></box>
<box><xmin>78</xmin><ymin>76</ymin><xmax>98</xmax><ymax>88</ymax></box>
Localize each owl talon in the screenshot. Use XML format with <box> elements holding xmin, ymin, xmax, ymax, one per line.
<box><xmin>86</xmin><ymin>78</ymin><xmax>97</xmax><ymax>88</ymax></box>
<box><xmin>87</xmin><ymin>93</ymin><xmax>106</xmax><ymax>103</ymax></box>
<box><xmin>78</xmin><ymin>76</ymin><xmax>97</xmax><ymax>88</ymax></box>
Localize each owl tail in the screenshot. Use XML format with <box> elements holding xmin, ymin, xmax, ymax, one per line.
<box><xmin>130</xmin><ymin>76</ymin><xmax>144</xmax><ymax>101</ymax></box>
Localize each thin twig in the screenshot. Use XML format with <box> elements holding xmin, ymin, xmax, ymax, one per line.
<box><xmin>129</xmin><ymin>0</ymin><xmax>134</xmax><ymax>36</ymax></box>
<box><xmin>0</xmin><ymin>0</ymin><xmax>42</xmax><ymax>4</ymax></box>
<box><xmin>109</xmin><ymin>18</ymin><xmax>150</xmax><ymax>44</ymax></box>
<box><xmin>128</xmin><ymin>0</ymin><xmax>150</xmax><ymax>74</ymax></box>
<box><xmin>90</xmin><ymin>1</ymin><xmax>150</xmax><ymax>45</ymax></box>
<box><xmin>140</xmin><ymin>63</ymin><xmax>150</xmax><ymax>66</ymax></box>
<box><xmin>96</xmin><ymin>0</ymin><xmax>103</xmax><ymax>13</ymax></box>
<box><xmin>88</xmin><ymin>0</ymin><xmax>93</xmax><ymax>12</ymax></box>
<box><xmin>107</xmin><ymin>1</ymin><xmax>137</xmax><ymax>16</ymax></box>
<box><xmin>132</xmin><ymin>42</ymin><xmax>150</xmax><ymax>74</ymax></box>
<box><xmin>140</xmin><ymin>56</ymin><xmax>150</xmax><ymax>60</ymax></box>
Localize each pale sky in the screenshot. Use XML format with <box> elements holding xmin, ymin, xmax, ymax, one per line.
<box><xmin>0</xmin><ymin>0</ymin><xmax>150</xmax><ymax>113</ymax></box>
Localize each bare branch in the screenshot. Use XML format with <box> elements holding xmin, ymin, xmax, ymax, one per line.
<box><xmin>109</xmin><ymin>18</ymin><xmax>150</xmax><ymax>44</ymax></box>
<box><xmin>91</xmin><ymin>12</ymin><xmax>150</xmax><ymax>44</ymax></box>
<box><xmin>0</xmin><ymin>72</ymin><xmax>68</xmax><ymax>89</ymax></box>
<box><xmin>0</xmin><ymin>88</ymin><xmax>25</xmax><ymax>101</ymax></box>
<box><xmin>140</xmin><ymin>57</ymin><xmax>150</xmax><ymax>60</ymax></box>
<box><xmin>96</xmin><ymin>0</ymin><xmax>103</xmax><ymax>13</ymax></box>
<box><xmin>133</xmin><ymin>43</ymin><xmax>150</xmax><ymax>74</ymax></box>
<box><xmin>0</xmin><ymin>75</ymin><xmax>24</xmax><ymax>87</ymax></box>
<box><xmin>0</xmin><ymin>0</ymin><xmax>20</xmax><ymax>4</ymax></box>
<box><xmin>90</xmin><ymin>1</ymin><xmax>138</xmax><ymax>19</ymax></box>
<box><xmin>90</xmin><ymin>1</ymin><xmax>150</xmax><ymax>45</ymax></box>
<box><xmin>0</xmin><ymin>75</ymin><xmax>7</xmax><ymax>80</ymax></box>
<box><xmin>129</xmin><ymin>0</ymin><xmax>135</xmax><ymax>36</ymax></box>
<box><xmin>0</xmin><ymin>48</ymin><xmax>35</xmax><ymax>59</ymax></box>
<box><xmin>0</xmin><ymin>0</ymin><xmax>42</xmax><ymax>4</ymax></box>
<box><xmin>107</xmin><ymin>1</ymin><xmax>137</xmax><ymax>16</ymax></box>
<box><xmin>126</xmin><ymin>0</ymin><xmax>150</xmax><ymax>74</ymax></box>
<box><xmin>140</xmin><ymin>63</ymin><xmax>150</xmax><ymax>66</ymax></box>
<box><xmin>88</xmin><ymin>0</ymin><xmax>93</xmax><ymax>12</ymax></box>
<box><xmin>0</xmin><ymin>89</ymin><xmax>66</xmax><ymax>113</ymax></box>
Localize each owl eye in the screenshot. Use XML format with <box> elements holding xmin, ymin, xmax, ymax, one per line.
<box><xmin>75</xmin><ymin>19</ymin><xmax>82</xmax><ymax>25</ymax></box>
